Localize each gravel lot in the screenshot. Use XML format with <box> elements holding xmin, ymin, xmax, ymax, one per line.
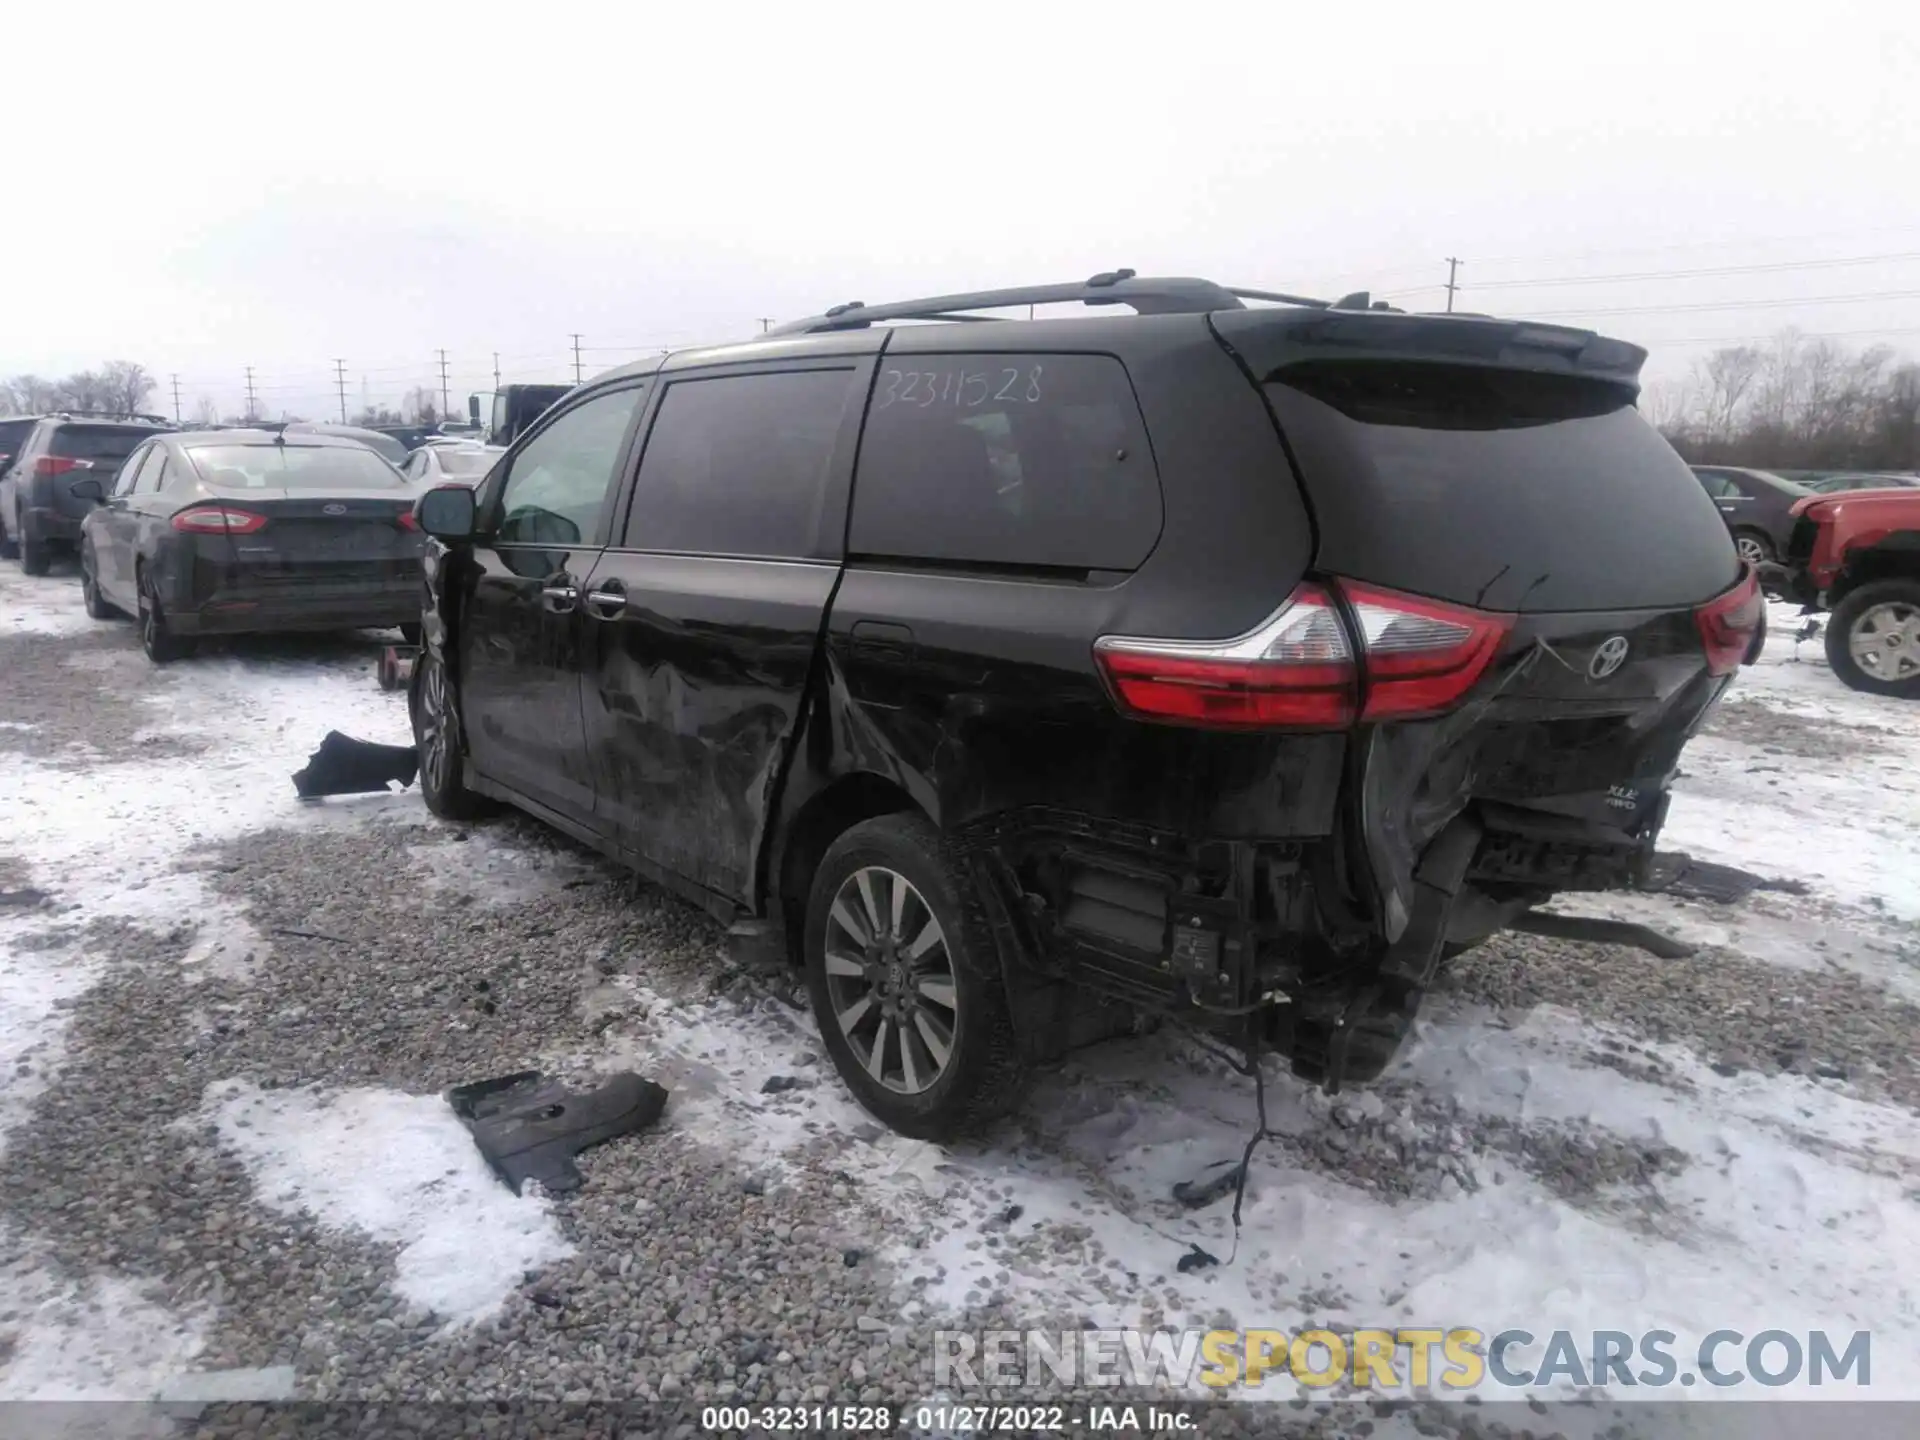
<box><xmin>2</xmin><ymin>568</ymin><xmax>1916</xmax><ymax>1439</ymax></box>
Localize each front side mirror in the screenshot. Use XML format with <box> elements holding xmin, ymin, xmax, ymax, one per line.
<box><xmin>70</xmin><ymin>478</ymin><xmax>105</xmax><ymax>502</ymax></box>
<box><xmin>416</xmin><ymin>483</ymin><xmax>477</xmax><ymax>542</ymax></box>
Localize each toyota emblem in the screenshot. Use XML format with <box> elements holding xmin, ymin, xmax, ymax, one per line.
<box><xmin>1588</xmin><ymin>635</ymin><xmax>1631</xmax><ymax>680</ymax></box>
<box><xmin>322</xmin><ymin>503</ymin><xmax>347</xmax><ymax>516</ymax></box>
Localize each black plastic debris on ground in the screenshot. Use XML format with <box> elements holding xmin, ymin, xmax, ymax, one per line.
<box><xmin>1642</xmin><ymin>851</ymin><xmax>1809</xmax><ymax>904</ymax></box>
<box><xmin>446</xmin><ymin>1069</ymin><xmax>668</xmax><ymax>1195</ymax></box>
<box><xmin>291</xmin><ymin>731</ymin><xmax>420</xmax><ymax>799</ymax></box>
<box><xmin>1173</xmin><ymin>1160</ymin><xmax>1246</xmax><ymax>1210</ymax></box>
<box><xmin>1176</xmin><ymin>1243</ymin><xmax>1218</xmax><ymax>1274</ymax></box>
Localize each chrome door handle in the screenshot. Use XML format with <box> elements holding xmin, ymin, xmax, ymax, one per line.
<box><xmin>541</xmin><ymin>582</ymin><xmax>578</xmax><ymax>614</ymax></box>
<box><xmin>585</xmin><ymin>587</ymin><xmax>627</xmax><ymax>620</ymax></box>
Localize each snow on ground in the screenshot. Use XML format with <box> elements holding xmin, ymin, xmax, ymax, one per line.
<box><xmin>0</xmin><ymin>568</ymin><xmax>419</xmax><ymax>1397</ymax></box>
<box><xmin>198</xmin><ymin>1082</ymin><xmax>575</xmax><ymax>1327</ymax></box>
<box><xmin>3</xmin><ymin>571</ymin><xmax>1917</xmax><ymax>1412</ymax></box>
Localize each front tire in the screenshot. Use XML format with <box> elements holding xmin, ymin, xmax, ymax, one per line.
<box><xmin>410</xmin><ymin>650</ymin><xmax>495</xmax><ymax>819</ymax></box>
<box><xmin>137</xmin><ymin>567</ymin><xmax>195</xmax><ymax>664</ymax></box>
<box><xmin>1826</xmin><ymin>579</ymin><xmax>1920</xmax><ymax>698</ymax></box>
<box><xmin>804</xmin><ymin>814</ymin><xmax>1024</xmax><ymax>1139</ymax></box>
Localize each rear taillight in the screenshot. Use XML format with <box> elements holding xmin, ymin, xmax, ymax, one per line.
<box><xmin>1094</xmin><ymin>580</ymin><xmax>1512</xmax><ymax>732</ymax></box>
<box><xmin>1342</xmin><ymin>582</ymin><xmax>1512</xmax><ymax>721</ymax></box>
<box><xmin>396</xmin><ymin>509</ymin><xmax>419</xmax><ymax>531</ymax></box>
<box><xmin>1694</xmin><ymin>569</ymin><xmax>1764</xmax><ymax>676</ymax></box>
<box><xmin>1095</xmin><ymin>583</ymin><xmax>1358</xmax><ymax>730</ymax></box>
<box><xmin>33</xmin><ymin>456</ymin><xmax>84</xmax><ymax>478</ymax></box>
<box><xmin>171</xmin><ymin>506</ymin><xmax>267</xmax><ymax>535</ymax></box>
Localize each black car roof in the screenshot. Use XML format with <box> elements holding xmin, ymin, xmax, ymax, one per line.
<box><xmin>583</xmin><ymin>270</ymin><xmax>1648</xmax><ymax>392</ymax></box>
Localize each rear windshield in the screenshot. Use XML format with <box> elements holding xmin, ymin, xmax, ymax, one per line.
<box><xmin>435</xmin><ymin>448</ymin><xmax>500</xmax><ymax>476</ymax></box>
<box><xmin>1263</xmin><ymin>362</ymin><xmax>1742</xmax><ymax>612</ymax></box>
<box><xmin>52</xmin><ymin>425</ymin><xmax>156</xmax><ymax>462</ymax></box>
<box><xmin>184</xmin><ymin>444</ymin><xmax>406</xmax><ymax>490</ymax></box>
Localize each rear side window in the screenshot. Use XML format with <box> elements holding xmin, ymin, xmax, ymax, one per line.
<box><xmin>1263</xmin><ymin>362</ymin><xmax>1741</xmax><ymax>612</ymax></box>
<box><xmin>115</xmin><ymin>445</ymin><xmax>161</xmax><ymax>496</ymax></box>
<box><xmin>183</xmin><ymin>444</ymin><xmax>408</xmax><ymax>490</ymax></box>
<box><xmin>622</xmin><ymin>369</ymin><xmax>855</xmax><ymax>558</ymax></box>
<box><xmin>53</xmin><ymin>425</ymin><xmax>155</xmax><ymax>464</ymax></box>
<box><xmin>849</xmin><ymin>353</ymin><xmax>1161</xmax><ymax>572</ymax></box>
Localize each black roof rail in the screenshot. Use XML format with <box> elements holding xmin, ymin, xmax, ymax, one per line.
<box><xmin>766</xmin><ymin>271</ymin><xmax>1340</xmax><ymax>336</ymax></box>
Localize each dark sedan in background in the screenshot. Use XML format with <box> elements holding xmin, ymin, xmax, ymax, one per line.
<box><xmin>1689</xmin><ymin>465</ymin><xmax>1817</xmax><ymax>566</ymax></box>
<box><xmin>75</xmin><ymin>429</ymin><xmax>424</xmax><ymax>663</ymax></box>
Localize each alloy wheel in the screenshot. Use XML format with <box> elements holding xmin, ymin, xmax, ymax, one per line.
<box><xmin>1847</xmin><ymin>600</ymin><xmax>1920</xmax><ymax>682</ymax></box>
<box><xmin>417</xmin><ymin>658</ymin><xmax>452</xmax><ymax>796</ymax></box>
<box><xmin>821</xmin><ymin>865</ymin><xmax>958</xmax><ymax>1095</ymax></box>
<box><xmin>1735</xmin><ymin>536</ymin><xmax>1769</xmax><ymax>566</ymax></box>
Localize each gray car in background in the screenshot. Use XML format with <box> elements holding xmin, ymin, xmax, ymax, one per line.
<box><xmin>1689</xmin><ymin>465</ymin><xmax>1816</xmax><ymax>566</ymax></box>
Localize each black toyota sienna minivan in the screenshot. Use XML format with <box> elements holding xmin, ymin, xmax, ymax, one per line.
<box><xmin>407</xmin><ymin>272</ymin><xmax>1762</xmax><ymax>1139</ymax></box>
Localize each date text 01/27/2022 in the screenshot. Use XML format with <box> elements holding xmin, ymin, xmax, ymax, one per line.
<box><xmin>698</xmin><ymin>1404</ymin><xmax>1200</xmax><ymax>1433</ymax></box>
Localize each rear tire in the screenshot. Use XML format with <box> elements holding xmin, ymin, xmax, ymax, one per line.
<box><xmin>1826</xmin><ymin>579</ymin><xmax>1920</xmax><ymax>698</ymax></box>
<box><xmin>410</xmin><ymin>650</ymin><xmax>496</xmax><ymax>819</ymax></box>
<box><xmin>0</xmin><ymin>513</ymin><xmax>16</xmax><ymax>561</ymax></box>
<box><xmin>137</xmin><ymin>567</ymin><xmax>195</xmax><ymax>664</ymax></box>
<box><xmin>804</xmin><ymin>813</ymin><xmax>1025</xmax><ymax>1140</ymax></box>
<box><xmin>1732</xmin><ymin>529</ymin><xmax>1774</xmax><ymax>567</ymax></box>
<box><xmin>19</xmin><ymin>532</ymin><xmax>50</xmax><ymax>577</ymax></box>
<box><xmin>80</xmin><ymin>546</ymin><xmax>118</xmax><ymax>620</ymax></box>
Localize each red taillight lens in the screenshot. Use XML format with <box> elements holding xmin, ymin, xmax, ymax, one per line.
<box><xmin>1342</xmin><ymin>582</ymin><xmax>1513</xmax><ymax>721</ymax></box>
<box><xmin>33</xmin><ymin>456</ymin><xmax>82</xmax><ymax>478</ymax></box>
<box><xmin>1094</xmin><ymin>584</ymin><xmax>1359</xmax><ymax>730</ymax></box>
<box><xmin>1694</xmin><ymin>569</ymin><xmax>1764</xmax><ymax>676</ymax></box>
<box><xmin>171</xmin><ymin>506</ymin><xmax>267</xmax><ymax>535</ymax></box>
<box><xmin>396</xmin><ymin>509</ymin><xmax>419</xmax><ymax>531</ymax></box>
<box><xmin>1095</xmin><ymin>580</ymin><xmax>1513</xmax><ymax>731</ymax></box>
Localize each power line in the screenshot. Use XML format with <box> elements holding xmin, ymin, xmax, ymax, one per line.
<box><xmin>1519</xmin><ymin>287</ymin><xmax>1920</xmax><ymax>320</ymax></box>
<box><xmin>1467</xmin><ymin>249</ymin><xmax>1920</xmax><ymax>293</ymax></box>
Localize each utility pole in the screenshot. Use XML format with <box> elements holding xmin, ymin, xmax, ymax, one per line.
<box><xmin>244</xmin><ymin>366</ymin><xmax>257</xmax><ymax>422</ymax></box>
<box><xmin>756</xmin><ymin>318</ymin><xmax>774</xmax><ymax>334</ymax></box>
<box><xmin>170</xmin><ymin>374</ymin><xmax>182</xmax><ymax>424</ymax></box>
<box><xmin>333</xmin><ymin>359</ymin><xmax>349</xmax><ymax>424</ymax></box>
<box><xmin>1444</xmin><ymin>257</ymin><xmax>1462</xmax><ymax>313</ymax></box>
<box><xmin>492</xmin><ymin>351</ymin><xmax>501</xmax><ymax>392</ymax></box>
<box><xmin>437</xmin><ymin>350</ymin><xmax>451</xmax><ymax>424</ymax></box>
<box><xmin>570</xmin><ymin>333</ymin><xmax>584</xmax><ymax>384</ymax></box>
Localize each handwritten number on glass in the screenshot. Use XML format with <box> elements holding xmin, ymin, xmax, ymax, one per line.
<box><xmin>875</xmin><ymin>366</ymin><xmax>1043</xmax><ymax>410</ymax></box>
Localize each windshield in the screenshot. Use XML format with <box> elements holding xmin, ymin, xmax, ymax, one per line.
<box><xmin>184</xmin><ymin>444</ymin><xmax>407</xmax><ymax>490</ymax></box>
<box><xmin>435</xmin><ymin>448</ymin><xmax>500</xmax><ymax>476</ymax></box>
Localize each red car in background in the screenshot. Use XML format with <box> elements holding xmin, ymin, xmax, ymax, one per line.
<box><xmin>1769</xmin><ymin>487</ymin><xmax>1920</xmax><ymax>697</ymax></box>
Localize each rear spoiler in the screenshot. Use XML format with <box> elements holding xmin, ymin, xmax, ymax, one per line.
<box><xmin>1211</xmin><ymin>308</ymin><xmax>1646</xmax><ymax>395</ymax></box>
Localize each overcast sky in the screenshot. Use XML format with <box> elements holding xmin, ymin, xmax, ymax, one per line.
<box><xmin>5</xmin><ymin>0</ymin><xmax>1916</xmax><ymax>421</ymax></box>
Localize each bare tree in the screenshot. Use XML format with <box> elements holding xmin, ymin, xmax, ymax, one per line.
<box><xmin>192</xmin><ymin>396</ymin><xmax>221</xmax><ymax>427</ymax></box>
<box><xmin>98</xmin><ymin>360</ymin><xmax>156</xmax><ymax>416</ymax></box>
<box><xmin>404</xmin><ymin>387</ymin><xmax>440</xmax><ymax>425</ymax></box>
<box><xmin>1656</xmin><ymin>329</ymin><xmax>1920</xmax><ymax>472</ymax></box>
<box><xmin>5</xmin><ymin>374</ymin><xmax>65</xmax><ymax>414</ymax></box>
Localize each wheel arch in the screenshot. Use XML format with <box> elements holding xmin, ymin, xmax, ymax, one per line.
<box><xmin>770</xmin><ymin>771</ymin><xmax>925</xmax><ymax>962</ymax></box>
